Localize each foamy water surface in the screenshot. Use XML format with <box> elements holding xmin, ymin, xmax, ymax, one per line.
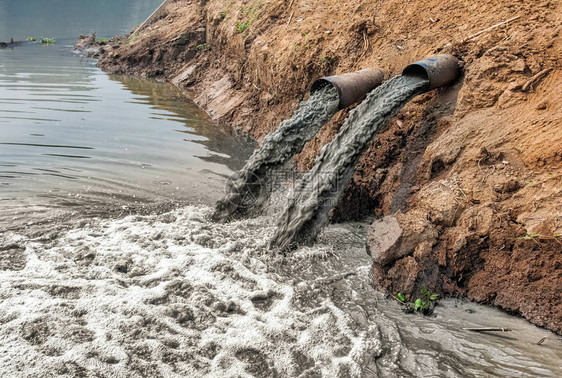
<box><xmin>1</xmin><ymin>205</ymin><xmax>560</xmax><ymax>377</ymax></box>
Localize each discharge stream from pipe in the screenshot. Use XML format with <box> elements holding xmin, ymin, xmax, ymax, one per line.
<box><xmin>212</xmin><ymin>86</ymin><xmax>340</xmax><ymax>222</ymax></box>
<box><xmin>270</xmin><ymin>75</ymin><xmax>428</xmax><ymax>250</ymax></box>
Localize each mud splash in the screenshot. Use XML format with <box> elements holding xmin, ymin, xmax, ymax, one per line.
<box><xmin>1</xmin><ymin>206</ymin><xmax>560</xmax><ymax>377</ymax></box>
<box><xmin>212</xmin><ymin>85</ymin><xmax>339</xmax><ymax>222</ymax></box>
<box><xmin>270</xmin><ymin>75</ymin><xmax>428</xmax><ymax>249</ymax></box>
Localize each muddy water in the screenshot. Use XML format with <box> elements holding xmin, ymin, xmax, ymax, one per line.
<box><xmin>213</xmin><ymin>86</ymin><xmax>339</xmax><ymax>222</ymax></box>
<box><xmin>1</xmin><ymin>207</ymin><xmax>560</xmax><ymax>377</ymax></box>
<box><xmin>271</xmin><ymin>75</ymin><xmax>427</xmax><ymax>249</ymax></box>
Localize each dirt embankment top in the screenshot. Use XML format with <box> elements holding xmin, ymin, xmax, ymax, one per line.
<box><xmin>97</xmin><ymin>0</ymin><xmax>561</xmax><ymax>334</ymax></box>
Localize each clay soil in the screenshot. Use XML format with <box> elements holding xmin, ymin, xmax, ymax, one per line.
<box><xmin>95</xmin><ymin>0</ymin><xmax>561</xmax><ymax>334</ymax></box>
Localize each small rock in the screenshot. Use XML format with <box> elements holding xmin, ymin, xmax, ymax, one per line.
<box><xmin>536</xmin><ymin>101</ymin><xmax>548</xmax><ymax>110</ymax></box>
<box><xmin>366</xmin><ymin>213</ymin><xmax>438</xmax><ymax>266</ymax></box>
<box><xmin>366</xmin><ymin>216</ymin><xmax>402</xmax><ymax>263</ymax></box>
<box><xmin>507</xmin><ymin>81</ymin><xmax>524</xmax><ymax>91</ymax></box>
<box><xmin>511</xmin><ymin>58</ymin><xmax>527</xmax><ymax>73</ymax></box>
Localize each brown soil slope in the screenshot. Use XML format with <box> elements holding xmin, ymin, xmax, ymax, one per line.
<box><xmin>98</xmin><ymin>0</ymin><xmax>561</xmax><ymax>333</ymax></box>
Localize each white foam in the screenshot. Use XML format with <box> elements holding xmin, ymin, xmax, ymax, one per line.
<box><xmin>0</xmin><ymin>206</ymin><xmax>378</xmax><ymax>377</ymax></box>
<box><xmin>2</xmin><ymin>205</ymin><xmax>560</xmax><ymax>377</ymax></box>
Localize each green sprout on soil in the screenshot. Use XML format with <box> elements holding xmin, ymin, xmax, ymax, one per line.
<box><xmin>513</xmin><ymin>233</ymin><xmax>562</xmax><ymax>245</ymax></box>
<box><xmin>26</xmin><ymin>37</ymin><xmax>37</xmax><ymax>42</ymax></box>
<box><xmin>415</xmin><ymin>289</ymin><xmax>439</xmax><ymax>313</ymax></box>
<box><xmin>295</xmin><ymin>32</ymin><xmax>310</xmax><ymax>50</ymax></box>
<box><xmin>97</xmin><ymin>38</ymin><xmax>108</xmax><ymax>43</ymax></box>
<box><xmin>220</xmin><ymin>0</ymin><xmax>235</xmax><ymax>20</ymax></box>
<box><xmin>195</xmin><ymin>43</ymin><xmax>208</xmax><ymax>50</ymax></box>
<box><xmin>396</xmin><ymin>289</ymin><xmax>439</xmax><ymax>315</ymax></box>
<box><xmin>235</xmin><ymin>1</ymin><xmax>265</xmax><ymax>35</ymax></box>
<box><xmin>514</xmin><ymin>232</ymin><xmax>541</xmax><ymax>240</ymax></box>
<box><xmin>41</xmin><ymin>37</ymin><xmax>56</xmax><ymax>44</ymax></box>
<box><xmin>237</xmin><ymin>20</ymin><xmax>251</xmax><ymax>33</ymax></box>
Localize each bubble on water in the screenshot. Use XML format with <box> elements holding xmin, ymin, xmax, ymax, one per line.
<box><xmin>1</xmin><ymin>206</ymin><xmax>560</xmax><ymax>377</ymax></box>
<box><xmin>0</xmin><ymin>206</ymin><xmax>381</xmax><ymax>377</ymax></box>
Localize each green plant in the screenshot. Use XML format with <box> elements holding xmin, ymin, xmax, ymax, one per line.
<box><xmin>41</xmin><ymin>37</ymin><xmax>56</xmax><ymax>44</ymax></box>
<box><xmin>397</xmin><ymin>289</ymin><xmax>439</xmax><ymax>315</ymax></box>
<box><xmin>195</xmin><ymin>43</ymin><xmax>208</xmax><ymax>50</ymax></box>
<box><xmin>513</xmin><ymin>233</ymin><xmax>562</xmax><ymax>246</ymax></box>
<box><xmin>26</xmin><ymin>37</ymin><xmax>37</xmax><ymax>42</ymax></box>
<box><xmin>514</xmin><ymin>232</ymin><xmax>540</xmax><ymax>240</ymax></box>
<box><xmin>97</xmin><ymin>38</ymin><xmax>108</xmax><ymax>43</ymax></box>
<box><xmin>414</xmin><ymin>289</ymin><xmax>439</xmax><ymax>314</ymax></box>
<box><xmin>235</xmin><ymin>1</ymin><xmax>265</xmax><ymax>35</ymax></box>
<box><xmin>295</xmin><ymin>32</ymin><xmax>311</xmax><ymax>50</ymax></box>
<box><xmin>237</xmin><ymin>20</ymin><xmax>251</xmax><ymax>33</ymax></box>
<box><xmin>241</xmin><ymin>2</ymin><xmax>263</xmax><ymax>18</ymax></box>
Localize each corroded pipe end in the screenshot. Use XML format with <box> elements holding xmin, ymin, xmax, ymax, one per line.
<box><xmin>311</xmin><ymin>68</ymin><xmax>385</xmax><ymax>109</ymax></box>
<box><xmin>402</xmin><ymin>54</ymin><xmax>460</xmax><ymax>90</ymax></box>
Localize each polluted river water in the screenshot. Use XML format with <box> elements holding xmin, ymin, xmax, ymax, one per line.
<box><xmin>0</xmin><ymin>0</ymin><xmax>254</xmax><ymax>231</ymax></box>
<box><xmin>1</xmin><ymin>1</ymin><xmax>561</xmax><ymax>377</ymax></box>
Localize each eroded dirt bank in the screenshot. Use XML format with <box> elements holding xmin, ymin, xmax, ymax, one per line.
<box><xmin>95</xmin><ymin>0</ymin><xmax>561</xmax><ymax>333</ymax></box>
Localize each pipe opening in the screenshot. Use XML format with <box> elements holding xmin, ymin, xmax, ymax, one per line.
<box><xmin>402</xmin><ymin>55</ymin><xmax>460</xmax><ymax>90</ymax></box>
<box><xmin>402</xmin><ymin>64</ymin><xmax>430</xmax><ymax>82</ymax></box>
<box><xmin>310</xmin><ymin>78</ymin><xmax>330</xmax><ymax>93</ymax></box>
<box><xmin>310</xmin><ymin>79</ymin><xmax>343</xmax><ymax>102</ymax></box>
<box><xmin>310</xmin><ymin>68</ymin><xmax>385</xmax><ymax>109</ymax></box>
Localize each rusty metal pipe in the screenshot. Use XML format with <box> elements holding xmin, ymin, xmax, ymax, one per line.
<box><xmin>310</xmin><ymin>68</ymin><xmax>385</xmax><ymax>109</ymax></box>
<box><xmin>402</xmin><ymin>54</ymin><xmax>460</xmax><ymax>90</ymax></box>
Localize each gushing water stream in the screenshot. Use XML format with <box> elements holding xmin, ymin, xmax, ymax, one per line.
<box><xmin>270</xmin><ymin>75</ymin><xmax>428</xmax><ymax>249</ymax></box>
<box><xmin>212</xmin><ymin>86</ymin><xmax>339</xmax><ymax>221</ymax></box>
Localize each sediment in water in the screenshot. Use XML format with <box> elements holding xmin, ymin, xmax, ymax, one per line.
<box><xmin>2</xmin><ymin>205</ymin><xmax>560</xmax><ymax>376</ymax></box>
<box><xmin>269</xmin><ymin>75</ymin><xmax>428</xmax><ymax>250</ymax></box>
<box><xmin>212</xmin><ymin>85</ymin><xmax>339</xmax><ymax>222</ymax></box>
